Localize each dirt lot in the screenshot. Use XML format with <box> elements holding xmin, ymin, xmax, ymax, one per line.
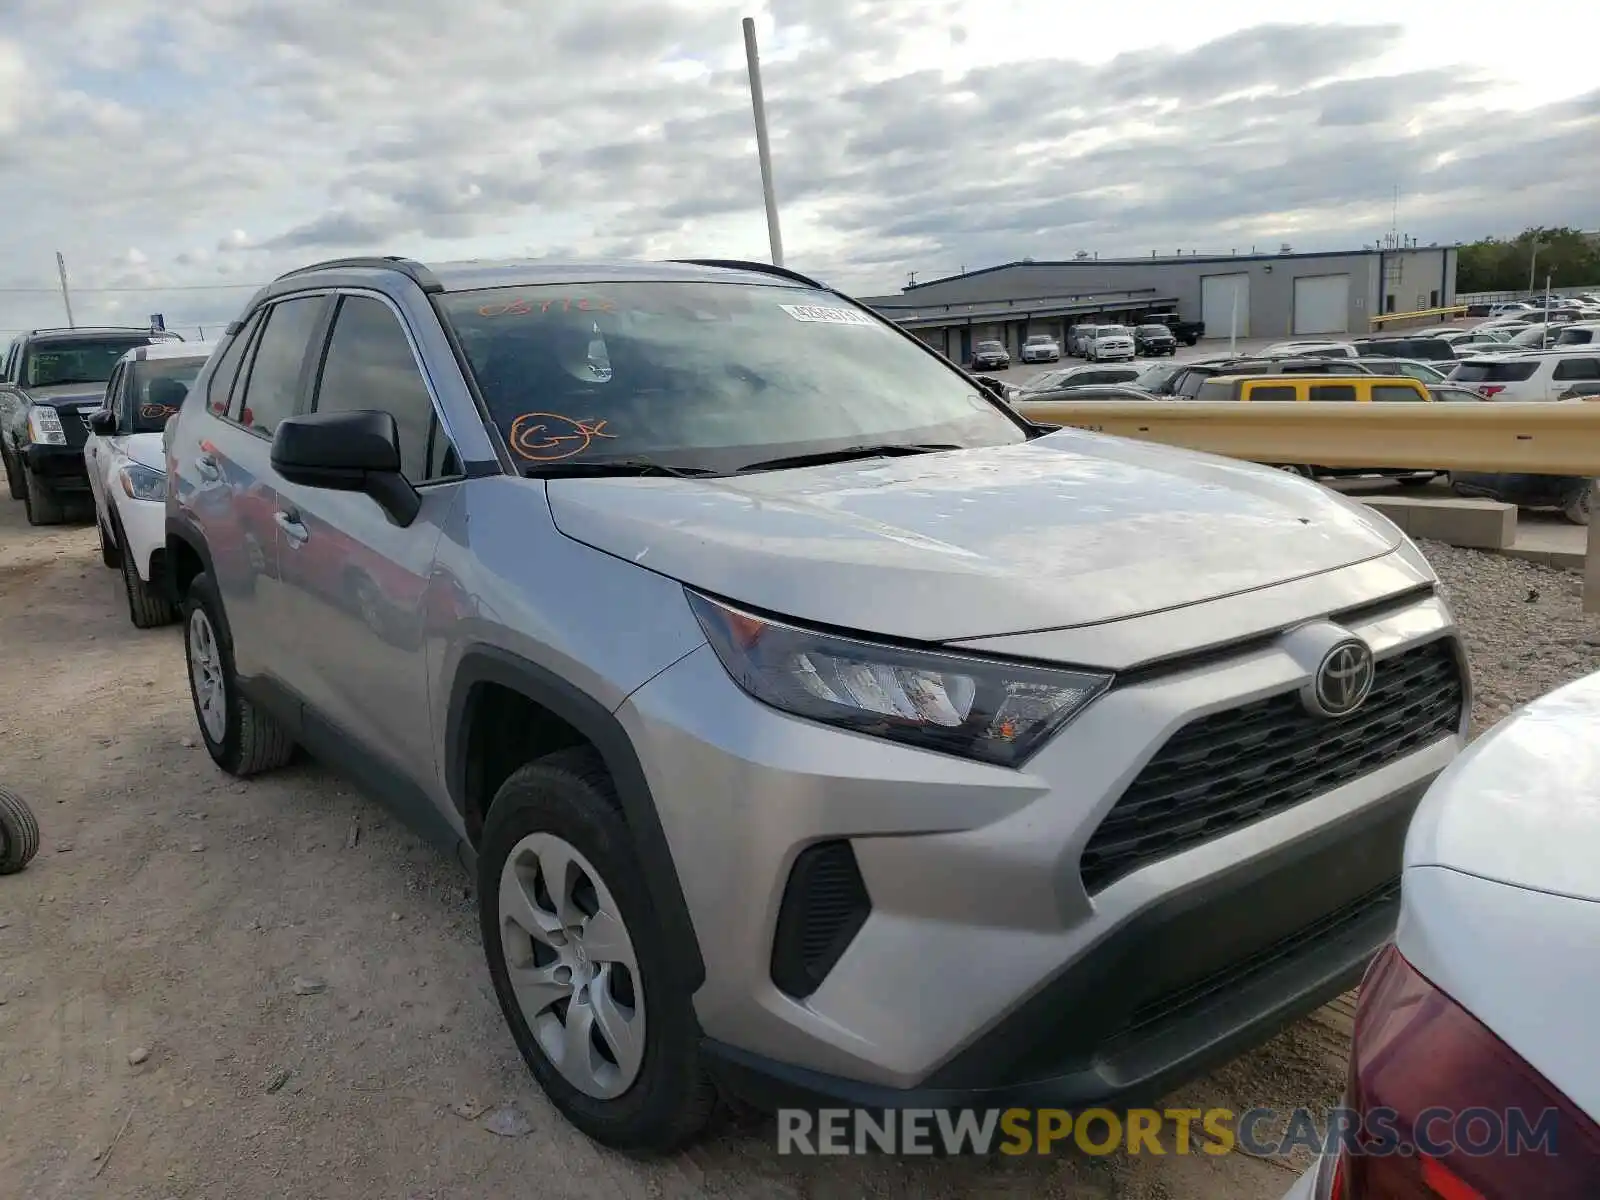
<box><xmin>4</xmin><ymin>478</ymin><xmax>1589</xmax><ymax>1198</ymax></box>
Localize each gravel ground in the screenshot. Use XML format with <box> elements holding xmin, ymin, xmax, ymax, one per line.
<box><xmin>0</xmin><ymin>483</ymin><xmax>1593</xmax><ymax>1199</ymax></box>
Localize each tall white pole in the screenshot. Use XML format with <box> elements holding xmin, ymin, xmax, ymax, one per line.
<box><xmin>1229</xmin><ymin>283</ymin><xmax>1239</xmax><ymax>355</ymax></box>
<box><xmin>742</xmin><ymin>17</ymin><xmax>784</xmax><ymax>267</ymax></box>
<box><xmin>1544</xmin><ymin>272</ymin><xmax>1553</xmax><ymax>347</ymax></box>
<box><xmin>56</xmin><ymin>251</ymin><xmax>75</xmax><ymax>328</ymax></box>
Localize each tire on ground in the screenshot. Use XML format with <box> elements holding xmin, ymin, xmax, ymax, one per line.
<box><xmin>0</xmin><ymin>784</ymin><xmax>42</xmax><ymax>874</ymax></box>
<box><xmin>180</xmin><ymin>571</ymin><xmax>295</xmax><ymax>776</ymax></box>
<box><xmin>118</xmin><ymin>520</ymin><xmax>176</xmax><ymax>627</ymax></box>
<box><xmin>23</xmin><ymin>467</ymin><xmax>65</xmax><ymax>525</ymax></box>
<box><xmin>478</xmin><ymin>746</ymin><xmax>718</xmax><ymax>1153</ymax></box>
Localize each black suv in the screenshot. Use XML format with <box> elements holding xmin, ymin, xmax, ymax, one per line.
<box><xmin>969</xmin><ymin>339</ymin><xmax>1011</xmax><ymax>370</ymax></box>
<box><xmin>1</xmin><ymin>326</ymin><xmax>172</xmax><ymax>523</ymax></box>
<box><xmin>1134</xmin><ymin>324</ymin><xmax>1178</xmax><ymax>356</ymax></box>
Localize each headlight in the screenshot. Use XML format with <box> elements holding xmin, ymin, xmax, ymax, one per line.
<box><xmin>118</xmin><ymin>463</ymin><xmax>167</xmax><ymax>502</ymax></box>
<box><xmin>26</xmin><ymin>406</ymin><xmax>67</xmax><ymax>446</ymax></box>
<box><xmin>686</xmin><ymin>591</ymin><xmax>1112</xmax><ymax>767</ymax></box>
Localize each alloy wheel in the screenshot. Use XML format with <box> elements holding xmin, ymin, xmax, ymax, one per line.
<box><xmin>188</xmin><ymin>608</ymin><xmax>227</xmax><ymax>744</ymax></box>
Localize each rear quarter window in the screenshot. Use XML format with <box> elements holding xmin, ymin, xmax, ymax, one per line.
<box><xmin>1194</xmin><ymin>380</ymin><xmax>1233</xmax><ymax>402</ymax></box>
<box><xmin>1372</xmin><ymin>384</ymin><xmax>1426</xmax><ymax>402</ymax></box>
<box><xmin>1553</xmin><ymin>358</ymin><xmax>1600</xmax><ymax>381</ymax></box>
<box><xmin>1449</xmin><ymin>361</ymin><xmax>1539</xmax><ymax>383</ymax></box>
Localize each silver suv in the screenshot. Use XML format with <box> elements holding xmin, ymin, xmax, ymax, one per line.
<box><xmin>162</xmin><ymin>256</ymin><xmax>1469</xmax><ymax>1152</ymax></box>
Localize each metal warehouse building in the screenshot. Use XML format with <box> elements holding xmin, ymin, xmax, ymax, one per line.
<box><xmin>859</xmin><ymin>245</ymin><xmax>1459</xmax><ymax>361</ymax></box>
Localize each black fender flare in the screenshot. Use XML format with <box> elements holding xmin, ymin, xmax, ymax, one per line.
<box><xmin>164</xmin><ymin>515</ymin><xmax>223</xmax><ymax>624</ymax></box>
<box><xmin>445</xmin><ymin>645</ymin><xmax>706</xmax><ymax>990</ymax></box>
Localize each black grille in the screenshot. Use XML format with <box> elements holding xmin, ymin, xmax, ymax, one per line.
<box><xmin>1081</xmin><ymin>638</ymin><xmax>1464</xmax><ymax>894</ymax></box>
<box><xmin>770</xmin><ymin>841</ymin><xmax>871</xmax><ymax>1000</ymax></box>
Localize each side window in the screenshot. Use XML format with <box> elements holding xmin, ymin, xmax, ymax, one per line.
<box><xmin>1553</xmin><ymin>357</ymin><xmax>1600</xmax><ymax>381</ymax></box>
<box><xmin>313</xmin><ymin>295</ymin><xmax>459</xmax><ymax>483</ymax></box>
<box><xmin>1</xmin><ymin>338</ymin><xmax>18</xmax><ymax>383</ymax></box>
<box><xmin>207</xmin><ymin>313</ymin><xmax>263</xmax><ymax>416</ymax></box>
<box><xmin>236</xmin><ymin>297</ymin><xmax>325</xmax><ymax>436</ymax></box>
<box><xmin>1249</xmin><ymin>385</ymin><xmax>1300</xmax><ymax>402</ymax></box>
<box><xmin>1310</xmin><ymin>384</ymin><xmax>1357</xmax><ymax>402</ymax></box>
<box><xmin>1176</xmin><ymin>371</ymin><xmax>1209</xmax><ymax>398</ymax></box>
<box><xmin>1195</xmin><ymin>380</ymin><xmax>1232</xmax><ymax>403</ymax></box>
<box><xmin>109</xmin><ymin>366</ymin><xmax>130</xmax><ymax>427</ymax></box>
<box><xmin>1372</xmin><ymin>385</ymin><xmax>1426</xmax><ymax>403</ymax></box>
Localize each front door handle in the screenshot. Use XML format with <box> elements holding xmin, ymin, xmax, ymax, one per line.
<box><xmin>274</xmin><ymin>510</ymin><xmax>309</xmax><ymax>546</ymax></box>
<box><xmin>195</xmin><ymin>453</ymin><xmax>220</xmax><ymax>481</ymax></box>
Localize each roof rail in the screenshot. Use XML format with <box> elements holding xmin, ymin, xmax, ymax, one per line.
<box><xmin>671</xmin><ymin>258</ymin><xmax>826</xmax><ymax>290</ymax></box>
<box><xmin>273</xmin><ymin>255</ymin><xmax>443</xmax><ymax>294</ymax></box>
<box><xmin>27</xmin><ymin>324</ymin><xmax>156</xmax><ymax>336</ymax></box>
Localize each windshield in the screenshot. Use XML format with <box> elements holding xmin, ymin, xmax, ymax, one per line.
<box><xmin>22</xmin><ymin>336</ymin><xmax>153</xmax><ymax>388</ymax></box>
<box><xmin>1024</xmin><ymin>335</ymin><xmax>1053</xmax><ymax>345</ymax></box>
<box><xmin>1097</xmin><ymin>326</ymin><xmax>1129</xmax><ymax>337</ymax></box>
<box><xmin>975</xmin><ymin>340</ymin><xmax>1004</xmax><ymax>351</ymax></box>
<box><xmin>1509</xmin><ymin>327</ymin><xmax>1553</xmax><ymax>347</ymax></box>
<box><xmin>438</xmin><ymin>282</ymin><xmax>1027</xmax><ymax>473</ymax></box>
<box><xmin>1137</xmin><ymin>325</ymin><xmax>1170</xmax><ymax>335</ymax></box>
<box><xmin>131</xmin><ymin>357</ymin><xmax>206</xmax><ymax>432</ymax></box>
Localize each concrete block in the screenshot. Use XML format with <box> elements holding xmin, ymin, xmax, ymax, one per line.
<box><xmin>1359</xmin><ymin>496</ymin><xmax>1517</xmax><ymax>550</ymax></box>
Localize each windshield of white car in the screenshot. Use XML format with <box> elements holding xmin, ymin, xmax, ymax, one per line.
<box><xmin>1024</xmin><ymin>335</ymin><xmax>1053</xmax><ymax>344</ymax></box>
<box><xmin>438</xmin><ymin>282</ymin><xmax>1031</xmax><ymax>475</ymax></box>
<box><xmin>975</xmin><ymin>341</ymin><xmax>1004</xmax><ymax>351</ymax></box>
<box><xmin>22</xmin><ymin>337</ymin><xmax>154</xmax><ymax>389</ymax></box>
<box><xmin>130</xmin><ymin>358</ymin><xmax>206</xmax><ymax>433</ymax></box>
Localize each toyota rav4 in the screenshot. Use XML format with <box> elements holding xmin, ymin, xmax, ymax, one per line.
<box><xmin>162</xmin><ymin>255</ymin><xmax>1469</xmax><ymax>1153</ymax></box>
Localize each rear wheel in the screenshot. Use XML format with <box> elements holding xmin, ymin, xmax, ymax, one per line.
<box><xmin>182</xmin><ymin>572</ymin><xmax>295</xmax><ymax>776</ymax></box>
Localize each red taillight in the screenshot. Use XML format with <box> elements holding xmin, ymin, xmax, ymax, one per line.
<box><xmin>1477</xmin><ymin>386</ymin><xmax>1505</xmax><ymax>398</ymax></box>
<box><xmin>1337</xmin><ymin>945</ymin><xmax>1600</xmax><ymax>1197</ymax></box>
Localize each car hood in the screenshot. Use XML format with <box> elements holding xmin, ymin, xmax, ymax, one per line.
<box><xmin>544</xmin><ymin>430</ymin><xmax>1404</xmax><ymax>641</ymax></box>
<box><xmin>20</xmin><ymin>383</ymin><xmax>107</xmax><ymax>408</ymax></box>
<box><xmin>1406</xmin><ymin>670</ymin><xmax>1600</xmax><ymax>902</ymax></box>
<box><xmin>122</xmin><ymin>432</ymin><xmax>166</xmax><ymax>472</ymax></box>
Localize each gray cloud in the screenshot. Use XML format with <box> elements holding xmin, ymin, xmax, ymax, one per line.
<box><xmin>0</xmin><ymin>2</ymin><xmax>1595</xmax><ymax>338</ymax></box>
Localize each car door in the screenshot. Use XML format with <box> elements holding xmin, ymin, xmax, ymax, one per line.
<box><xmin>269</xmin><ymin>291</ymin><xmax>463</xmax><ymax>793</ymax></box>
<box><xmin>187</xmin><ymin>293</ymin><xmax>332</xmax><ymax>682</ymax></box>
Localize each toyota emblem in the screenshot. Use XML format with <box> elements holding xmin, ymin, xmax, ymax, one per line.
<box><xmin>1308</xmin><ymin>639</ymin><xmax>1375</xmax><ymax>717</ymax></box>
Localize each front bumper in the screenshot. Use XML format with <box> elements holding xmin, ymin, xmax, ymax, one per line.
<box><xmin>22</xmin><ymin>442</ymin><xmax>90</xmax><ymax>491</ymax></box>
<box><xmin>973</xmin><ymin>360</ymin><xmax>1010</xmax><ymax>370</ymax></box>
<box><xmin>619</xmin><ymin>579</ymin><xmax>1466</xmax><ymax>1106</ymax></box>
<box><xmin>117</xmin><ymin>495</ymin><xmax>168</xmax><ymax>582</ymax></box>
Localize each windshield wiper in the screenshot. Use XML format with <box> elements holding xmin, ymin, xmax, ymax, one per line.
<box><xmin>736</xmin><ymin>443</ymin><xmax>964</xmax><ymax>474</ymax></box>
<box><xmin>520</xmin><ymin>458</ymin><xmax>718</xmax><ymax>479</ymax></box>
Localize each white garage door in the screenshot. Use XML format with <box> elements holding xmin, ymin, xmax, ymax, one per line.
<box><xmin>1293</xmin><ymin>274</ymin><xmax>1351</xmax><ymax>335</ymax></box>
<box><xmin>1201</xmin><ymin>274</ymin><xmax>1250</xmax><ymax>338</ymax></box>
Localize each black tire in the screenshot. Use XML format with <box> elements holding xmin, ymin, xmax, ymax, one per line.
<box><xmin>3</xmin><ymin>446</ymin><xmax>23</xmax><ymax>501</ymax></box>
<box><xmin>479</xmin><ymin>747</ymin><xmax>718</xmax><ymax>1154</ymax></box>
<box><xmin>0</xmin><ymin>784</ymin><xmax>41</xmax><ymax>874</ymax></box>
<box><xmin>98</xmin><ymin>517</ymin><xmax>121</xmax><ymax>568</ymax></box>
<box><xmin>118</xmin><ymin>521</ymin><xmax>176</xmax><ymax>628</ymax></box>
<box><xmin>23</xmin><ymin>465</ymin><xmax>65</xmax><ymax>526</ymax></box>
<box><xmin>1563</xmin><ymin>481</ymin><xmax>1594</xmax><ymax>526</ymax></box>
<box><xmin>180</xmin><ymin>571</ymin><xmax>295</xmax><ymax>776</ymax></box>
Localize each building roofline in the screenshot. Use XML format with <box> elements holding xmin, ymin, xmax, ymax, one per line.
<box><xmin>903</xmin><ymin>245</ymin><xmax>1463</xmax><ymax>292</ymax></box>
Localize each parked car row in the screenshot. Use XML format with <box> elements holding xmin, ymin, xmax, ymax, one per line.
<box><xmin>0</xmin><ymin>254</ymin><xmax>1487</xmax><ymax>1165</ymax></box>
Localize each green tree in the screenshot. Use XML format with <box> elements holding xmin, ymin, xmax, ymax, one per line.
<box><xmin>1457</xmin><ymin>226</ymin><xmax>1600</xmax><ymax>294</ymax></box>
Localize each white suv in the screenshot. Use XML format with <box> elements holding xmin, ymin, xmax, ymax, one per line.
<box><xmin>84</xmin><ymin>341</ymin><xmax>214</xmax><ymax>626</ymax></box>
<box><xmin>1446</xmin><ymin>350</ymin><xmax>1600</xmax><ymax>402</ymax></box>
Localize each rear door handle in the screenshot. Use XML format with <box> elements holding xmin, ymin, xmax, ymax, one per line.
<box><xmin>195</xmin><ymin>453</ymin><xmax>220</xmax><ymax>481</ymax></box>
<box><xmin>274</xmin><ymin>509</ymin><xmax>309</xmax><ymax>546</ymax></box>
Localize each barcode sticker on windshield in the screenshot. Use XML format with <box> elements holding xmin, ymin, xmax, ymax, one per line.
<box><xmin>779</xmin><ymin>303</ymin><xmax>875</xmax><ymax>327</ymax></box>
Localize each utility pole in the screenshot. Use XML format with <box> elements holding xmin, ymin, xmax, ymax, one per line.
<box><xmin>742</xmin><ymin>17</ymin><xmax>784</xmax><ymax>268</ymax></box>
<box><xmin>1529</xmin><ymin>240</ymin><xmax>1543</xmax><ymax>295</ymax></box>
<box><xmin>55</xmin><ymin>251</ymin><xmax>75</xmax><ymax>328</ymax></box>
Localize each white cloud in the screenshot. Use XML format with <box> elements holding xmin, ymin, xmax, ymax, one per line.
<box><xmin>0</xmin><ymin>0</ymin><xmax>1595</xmax><ymax>339</ymax></box>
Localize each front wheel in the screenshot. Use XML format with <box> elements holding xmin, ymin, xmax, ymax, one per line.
<box><xmin>1563</xmin><ymin>481</ymin><xmax>1594</xmax><ymax>526</ymax></box>
<box><xmin>181</xmin><ymin>571</ymin><xmax>295</xmax><ymax>775</ymax></box>
<box><xmin>1274</xmin><ymin>464</ymin><xmax>1316</xmax><ymax>478</ymax></box>
<box><xmin>119</xmin><ymin>524</ymin><xmax>176</xmax><ymax>628</ymax></box>
<box><xmin>479</xmin><ymin>747</ymin><xmax>717</xmax><ymax>1153</ymax></box>
<box><xmin>23</xmin><ymin>466</ymin><xmax>65</xmax><ymax>526</ymax></box>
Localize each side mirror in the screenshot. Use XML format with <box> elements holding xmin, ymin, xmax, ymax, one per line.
<box><xmin>270</xmin><ymin>410</ymin><xmax>419</xmax><ymax>527</ymax></box>
<box><xmin>973</xmin><ymin>376</ymin><xmax>1007</xmax><ymax>402</ymax></box>
<box><xmin>88</xmin><ymin>409</ymin><xmax>116</xmax><ymax>435</ymax></box>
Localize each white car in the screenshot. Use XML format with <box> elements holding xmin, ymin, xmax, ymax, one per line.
<box><xmin>1262</xmin><ymin>340</ymin><xmax>1359</xmax><ymax>359</ymax></box>
<box><xmin>84</xmin><ymin>341</ymin><xmax>214</xmax><ymax>627</ymax></box>
<box><xmin>1019</xmin><ymin>333</ymin><xmax>1061</xmax><ymax>363</ymax></box>
<box><xmin>1447</xmin><ymin>349</ymin><xmax>1600</xmax><ymax>401</ymax></box>
<box><xmin>1283</xmin><ymin>670</ymin><xmax>1600</xmax><ymax>1199</ymax></box>
<box><xmin>1486</xmin><ymin>301</ymin><xmax>1535</xmax><ymax>316</ymax></box>
<box><xmin>1084</xmin><ymin>324</ymin><xmax>1135</xmax><ymax>361</ymax></box>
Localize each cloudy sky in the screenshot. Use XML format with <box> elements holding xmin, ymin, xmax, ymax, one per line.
<box><xmin>2</xmin><ymin>0</ymin><xmax>1596</xmax><ymax>337</ymax></box>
